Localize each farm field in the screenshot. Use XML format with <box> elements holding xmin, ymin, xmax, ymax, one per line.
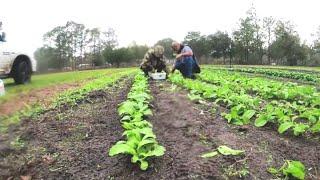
<box><xmin>0</xmin><ymin>67</ymin><xmax>319</xmax><ymax>179</ymax></box>
<box><xmin>208</xmin><ymin>65</ymin><xmax>320</xmax><ymax>73</ymax></box>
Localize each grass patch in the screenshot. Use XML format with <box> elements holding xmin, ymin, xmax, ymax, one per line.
<box><xmin>0</xmin><ymin>68</ymin><xmax>129</xmax><ymax>103</ymax></box>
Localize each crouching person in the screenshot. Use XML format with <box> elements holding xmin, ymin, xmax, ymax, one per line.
<box><xmin>171</xmin><ymin>41</ymin><xmax>200</xmax><ymax>79</ymax></box>
<box><xmin>140</xmin><ymin>45</ymin><xmax>170</xmax><ymax>77</ymax></box>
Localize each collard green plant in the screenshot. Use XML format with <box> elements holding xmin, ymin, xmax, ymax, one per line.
<box><xmin>268</xmin><ymin>160</ymin><xmax>306</xmax><ymax>180</ymax></box>
<box><xmin>109</xmin><ymin>73</ymin><xmax>165</xmax><ymax>170</ymax></box>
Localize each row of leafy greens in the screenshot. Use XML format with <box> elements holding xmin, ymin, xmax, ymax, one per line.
<box><xmin>109</xmin><ymin>73</ymin><xmax>165</xmax><ymax>170</ymax></box>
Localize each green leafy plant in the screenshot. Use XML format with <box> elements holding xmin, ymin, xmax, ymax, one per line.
<box><xmin>109</xmin><ymin>127</ymin><xmax>165</xmax><ymax>170</ymax></box>
<box><xmin>268</xmin><ymin>160</ymin><xmax>306</xmax><ymax>180</ymax></box>
<box><xmin>109</xmin><ymin>73</ymin><xmax>165</xmax><ymax>170</ymax></box>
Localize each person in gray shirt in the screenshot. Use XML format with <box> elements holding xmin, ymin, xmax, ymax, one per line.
<box><xmin>171</xmin><ymin>41</ymin><xmax>200</xmax><ymax>79</ymax></box>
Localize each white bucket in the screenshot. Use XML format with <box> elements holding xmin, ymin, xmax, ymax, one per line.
<box><xmin>149</xmin><ymin>72</ymin><xmax>166</xmax><ymax>80</ymax></box>
<box><xmin>0</xmin><ymin>79</ymin><xmax>5</xmax><ymax>96</ymax></box>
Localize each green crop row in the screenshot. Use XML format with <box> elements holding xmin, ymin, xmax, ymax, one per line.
<box><xmin>52</xmin><ymin>69</ymin><xmax>137</xmax><ymax>108</ymax></box>
<box><xmin>224</xmin><ymin>67</ymin><xmax>320</xmax><ymax>83</ymax></box>
<box><xmin>169</xmin><ymin>73</ymin><xmax>320</xmax><ymax>136</ymax></box>
<box><xmin>0</xmin><ymin>69</ymin><xmax>137</xmax><ymax>133</ymax></box>
<box><xmin>109</xmin><ymin>73</ymin><xmax>165</xmax><ymax>170</ymax></box>
<box><xmin>199</xmin><ymin>69</ymin><xmax>320</xmax><ymax>108</ymax></box>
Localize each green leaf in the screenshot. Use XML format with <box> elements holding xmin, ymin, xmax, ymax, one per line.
<box><xmin>278</xmin><ymin>122</ymin><xmax>294</xmax><ymax>134</ymax></box>
<box><xmin>201</xmin><ymin>151</ymin><xmax>219</xmax><ymax>158</ymax></box>
<box><xmin>118</xmin><ymin>101</ymin><xmax>137</xmax><ymax>116</ymax></box>
<box><xmin>293</xmin><ymin>124</ymin><xmax>309</xmax><ymax>136</ymax></box>
<box><xmin>311</xmin><ymin>121</ymin><xmax>320</xmax><ymax>133</ymax></box>
<box><xmin>267</xmin><ymin>167</ymin><xmax>279</xmax><ymax>174</ymax></box>
<box><xmin>255</xmin><ymin>114</ymin><xmax>268</xmax><ymax>127</ymax></box>
<box><xmin>283</xmin><ymin>160</ymin><xmax>305</xmax><ymax>180</ymax></box>
<box><xmin>224</xmin><ymin>113</ymin><xmax>232</xmax><ymax>123</ymax></box>
<box><xmin>242</xmin><ymin>110</ymin><xmax>256</xmax><ymax>123</ymax></box>
<box><xmin>217</xmin><ymin>145</ymin><xmax>244</xmax><ymax>156</ymax></box>
<box><xmin>140</xmin><ymin>128</ymin><xmax>156</xmax><ymax>140</ymax></box>
<box><xmin>143</xmin><ymin>108</ymin><xmax>153</xmax><ymax>116</ymax></box>
<box><xmin>151</xmin><ymin>145</ymin><xmax>165</xmax><ymax>156</ymax></box>
<box><xmin>143</xmin><ymin>144</ymin><xmax>165</xmax><ymax>157</ymax></box>
<box><xmin>187</xmin><ymin>93</ymin><xmax>202</xmax><ymax>101</ymax></box>
<box><xmin>131</xmin><ymin>155</ymin><xmax>139</xmax><ymax>163</ymax></box>
<box><xmin>140</xmin><ymin>160</ymin><xmax>149</xmax><ymax>170</ymax></box>
<box><xmin>137</xmin><ymin>139</ymin><xmax>157</xmax><ymax>150</ymax></box>
<box><xmin>109</xmin><ymin>142</ymin><xmax>136</xmax><ymax>156</ymax></box>
<box><xmin>120</xmin><ymin>115</ymin><xmax>131</xmax><ymax>122</ymax></box>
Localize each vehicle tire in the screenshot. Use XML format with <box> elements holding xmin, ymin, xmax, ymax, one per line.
<box><xmin>13</xmin><ymin>61</ymin><xmax>31</xmax><ymax>84</ymax></box>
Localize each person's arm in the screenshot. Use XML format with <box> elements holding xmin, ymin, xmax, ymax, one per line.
<box><xmin>181</xmin><ymin>50</ymin><xmax>193</xmax><ymax>57</ymax></box>
<box><xmin>176</xmin><ymin>46</ymin><xmax>193</xmax><ymax>59</ymax></box>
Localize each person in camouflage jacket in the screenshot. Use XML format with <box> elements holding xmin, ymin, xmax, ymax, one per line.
<box><xmin>140</xmin><ymin>45</ymin><xmax>170</xmax><ymax>77</ymax></box>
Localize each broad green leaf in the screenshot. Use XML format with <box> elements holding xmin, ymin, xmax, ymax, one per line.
<box><xmin>122</xmin><ymin>120</ymin><xmax>152</xmax><ymax>130</ymax></box>
<box><xmin>118</xmin><ymin>101</ymin><xmax>137</xmax><ymax>116</ymax></box>
<box><xmin>151</xmin><ymin>145</ymin><xmax>165</xmax><ymax>156</ymax></box>
<box><xmin>217</xmin><ymin>145</ymin><xmax>244</xmax><ymax>156</ymax></box>
<box><xmin>311</xmin><ymin>121</ymin><xmax>320</xmax><ymax>133</ymax></box>
<box><xmin>201</xmin><ymin>151</ymin><xmax>219</xmax><ymax>158</ymax></box>
<box><xmin>255</xmin><ymin>114</ymin><xmax>268</xmax><ymax>127</ymax></box>
<box><xmin>242</xmin><ymin>110</ymin><xmax>256</xmax><ymax>124</ymax></box>
<box><xmin>137</xmin><ymin>139</ymin><xmax>157</xmax><ymax>150</ymax></box>
<box><xmin>283</xmin><ymin>160</ymin><xmax>305</xmax><ymax>180</ymax></box>
<box><xmin>293</xmin><ymin>124</ymin><xmax>309</xmax><ymax>136</ymax></box>
<box><xmin>143</xmin><ymin>145</ymin><xmax>166</xmax><ymax>157</ymax></box>
<box><xmin>122</xmin><ymin>122</ymin><xmax>134</xmax><ymax>130</ymax></box>
<box><xmin>233</xmin><ymin>119</ymin><xmax>245</xmax><ymax>126</ymax></box>
<box><xmin>140</xmin><ymin>160</ymin><xmax>149</xmax><ymax>170</ymax></box>
<box><xmin>224</xmin><ymin>113</ymin><xmax>232</xmax><ymax>123</ymax></box>
<box><xmin>143</xmin><ymin>108</ymin><xmax>153</xmax><ymax>116</ymax></box>
<box><xmin>131</xmin><ymin>155</ymin><xmax>139</xmax><ymax>163</ymax></box>
<box><xmin>120</xmin><ymin>115</ymin><xmax>131</xmax><ymax>122</ymax></box>
<box><xmin>140</xmin><ymin>128</ymin><xmax>156</xmax><ymax>139</ymax></box>
<box><xmin>278</xmin><ymin>122</ymin><xmax>294</xmax><ymax>134</ymax></box>
<box><xmin>268</xmin><ymin>167</ymin><xmax>279</xmax><ymax>174</ymax></box>
<box><xmin>188</xmin><ymin>93</ymin><xmax>202</xmax><ymax>101</ymax></box>
<box><xmin>109</xmin><ymin>143</ymin><xmax>136</xmax><ymax>156</ymax></box>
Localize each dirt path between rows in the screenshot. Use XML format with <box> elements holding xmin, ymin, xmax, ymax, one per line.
<box><xmin>134</xmin><ymin>81</ymin><xmax>319</xmax><ymax>179</ymax></box>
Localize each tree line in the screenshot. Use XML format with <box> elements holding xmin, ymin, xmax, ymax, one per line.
<box><xmin>34</xmin><ymin>21</ymin><xmax>149</xmax><ymax>72</ymax></box>
<box><xmin>182</xmin><ymin>7</ymin><xmax>320</xmax><ymax>66</ymax></box>
<box><xmin>35</xmin><ymin>7</ymin><xmax>320</xmax><ymax>72</ymax></box>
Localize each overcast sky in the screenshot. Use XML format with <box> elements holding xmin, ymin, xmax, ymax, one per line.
<box><xmin>1</xmin><ymin>0</ymin><xmax>319</xmax><ymax>56</ymax></box>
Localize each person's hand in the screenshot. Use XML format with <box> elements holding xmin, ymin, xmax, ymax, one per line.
<box><xmin>176</xmin><ymin>53</ymin><xmax>183</xmax><ymax>60</ymax></box>
<box><xmin>171</xmin><ymin>67</ymin><xmax>176</xmax><ymax>73</ymax></box>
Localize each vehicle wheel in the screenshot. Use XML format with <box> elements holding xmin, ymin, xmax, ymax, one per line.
<box><xmin>13</xmin><ymin>61</ymin><xmax>31</xmax><ymax>84</ymax></box>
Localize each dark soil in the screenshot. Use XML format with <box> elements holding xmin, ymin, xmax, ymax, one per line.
<box><xmin>155</xmin><ymin>81</ymin><xmax>320</xmax><ymax>179</ymax></box>
<box><xmin>1</xmin><ymin>79</ymin><xmax>319</xmax><ymax>180</ymax></box>
<box><xmin>0</xmin><ymin>79</ymin><xmax>132</xmax><ymax>179</ymax></box>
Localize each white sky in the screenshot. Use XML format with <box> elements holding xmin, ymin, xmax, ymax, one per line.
<box><xmin>1</xmin><ymin>0</ymin><xmax>320</xmax><ymax>56</ymax></box>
